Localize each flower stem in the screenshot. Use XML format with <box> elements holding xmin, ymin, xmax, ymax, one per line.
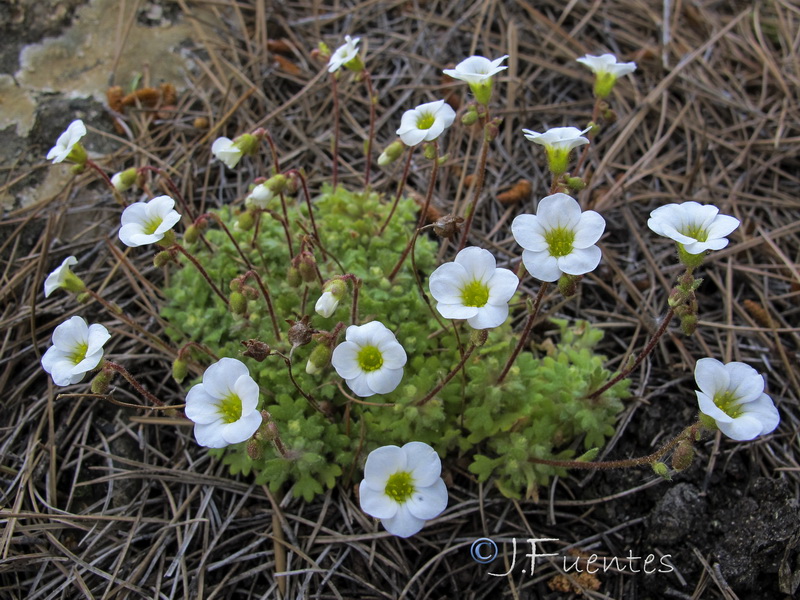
<box><xmin>176</xmin><ymin>341</ymin><xmax>219</xmax><ymax>362</ymax></box>
<box><xmin>275</xmin><ymin>351</ymin><xmax>324</xmax><ymax>416</ymax></box>
<box><xmin>242</xmin><ymin>270</ymin><xmax>282</xmax><ymax>341</ymax></box>
<box><xmin>330</xmin><ymin>74</ymin><xmax>340</xmax><ymax>190</ymax></box>
<box><xmin>496</xmin><ymin>281</ymin><xmax>548</xmax><ymax>384</ymax></box>
<box><xmin>363</xmin><ymin>71</ymin><xmax>377</xmax><ymax>188</ymax></box>
<box><xmin>284</xmin><ymin>169</ymin><xmax>326</xmax><ymax>261</ymax></box>
<box><xmin>84</xmin><ymin>289</ymin><xmax>170</xmax><ymax>352</ymax></box>
<box><xmin>457</xmin><ymin>120</ymin><xmax>491</xmax><ymax>251</ymax></box>
<box><xmin>530</xmin><ymin>422</ymin><xmax>700</xmax><ymax>470</ymax></box>
<box><xmin>350</xmin><ymin>277</ymin><xmax>362</xmax><ymax>325</ymax></box>
<box><xmin>138</xmin><ymin>166</ymin><xmax>195</xmax><ymax>222</ymax></box>
<box><xmin>378</xmin><ymin>147</ymin><xmax>414</xmax><ymax>236</ymax></box>
<box><xmin>415</xmin><ymin>343</ymin><xmax>476</xmax><ymax>406</ymax></box>
<box><xmin>103</xmin><ymin>361</ymin><xmax>165</xmax><ymax>406</ymax></box>
<box><xmin>574</xmin><ymin>97</ymin><xmax>603</xmax><ymax>175</ymax></box>
<box><xmin>388</xmin><ymin>143</ymin><xmax>439</xmax><ymax>282</ymax></box>
<box><xmin>196</xmin><ymin>212</ymin><xmax>254</xmax><ymax>271</ymax></box>
<box><xmin>171</xmin><ymin>243</ymin><xmax>229</xmax><ymax>307</ymax></box>
<box><xmin>588</xmin><ymin>306</ymin><xmax>675</xmax><ymax>401</ymax></box>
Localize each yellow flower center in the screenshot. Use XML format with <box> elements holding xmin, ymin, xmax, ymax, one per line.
<box><xmin>416</xmin><ymin>112</ymin><xmax>436</xmax><ymax>130</ymax></box>
<box><xmin>713</xmin><ymin>391</ymin><xmax>743</xmax><ymax>419</ymax></box>
<box><xmin>680</xmin><ymin>224</ymin><xmax>708</xmax><ymax>242</ymax></box>
<box><xmin>461</xmin><ymin>280</ymin><xmax>489</xmax><ymax>307</ymax></box>
<box><xmin>68</xmin><ymin>342</ymin><xmax>89</xmax><ymax>365</ymax></box>
<box><xmin>143</xmin><ymin>217</ymin><xmax>163</xmax><ymax>235</ymax></box>
<box><xmin>545</xmin><ymin>226</ymin><xmax>576</xmax><ymax>258</ymax></box>
<box><xmin>357</xmin><ymin>345</ymin><xmax>383</xmax><ymax>372</ymax></box>
<box><xmin>217</xmin><ymin>392</ymin><xmax>243</xmax><ymax>423</ymax></box>
<box><xmin>385</xmin><ymin>471</ymin><xmax>415</xmax><ymax>503</ymax></box>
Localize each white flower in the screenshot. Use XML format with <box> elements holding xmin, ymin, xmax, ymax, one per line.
<box><xmin>211</xmin><ymin>137</ymin><xmax>243</xmax><ymax>169</ymax></box>
<box><xmin>315</xmin><ymin>292</ymin><xmax>338</xmax><ymax>318</ymax></box>
<box><xmin>118</xmin><ymin>195</ymin><xmax>182</xmax><ymax>247</ymax></box>
<box><xmin>359</xmin><ymin>442</ymin><xmax>448</xmax><ymax>538</ymax></box>
<box><xmin>111</xmin><ymin>168</ymin><xmax>138</xmax><ymax>192</ymax></box>
<box><xmin>46</xmin><ymin>119</ymin><xmax>87</xmax><ymax>163</ymax></box>
<box><xmin>428</xmin><ymin>247</ymin><xmax>518</xmax><ymax>329</ymax></box>
<box><xmin>443</xmin><ymin>55</ymin><xmax>508</xmax><ymax>85</ymax></box>
<box><xmin>576</xmin><ymin>53</ymin><xmax>637</xmax><ymax>78</ymax></box>
<box><xmin>185</xmin><ymin>357</ymin><xmax>263</xmax><ymax>448</ymax></box>
<box><xmin>396</xmin><ymin>100</ymin><xmax>456</xmax><ymax>147</ymax></box>
<box><xmin>44</xmin><ymin>255</ymin><xmax>78</xmax><ymax>297</ymax></box>
<box><xmin>695</xmin><ymin>358</ymin><xmax>779</xmax><ymax>441</ymax></box>
<box><xmin>647</xmin><ymin>202</ymin><xmax>740</xmax><ymax>255</ymax></box>
<box><xmin>41</xmin><ymin>316</ymin><xmax>110</xmax><ymax>386</ymax></box>
<box><xmin>512</xmin><ymin>193</ymin><xmax>606</xmax><ymax>282</ymax></box>
<box><xmin>328</xmin><ymin>35</ymin><xmax>360</xmax><ymax>73</ymax></box>
<box><xmin>522</xmin><ymin>126</ymin><xmax>590</xmax><ymax>174</ymax></box>
<box><xmin>331</xmin><ymin>321</ymin><xmax>406</xmax><ymax>397</ymax></box>
<box><xmin>245</xmin><ymin>183</ymin><xmax>273</xmax><ymax>209</ymax></box>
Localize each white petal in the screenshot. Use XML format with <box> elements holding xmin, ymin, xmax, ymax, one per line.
<box><xmin>705</xmin><ymin>214</ymin><xmax>740</xmax><ymax>240</ymax></box>
<box><xmin>487</xmin><ymin>268</ymin><xmax>519</xmax><ymax>304</ymax></box>
<box><xmin>194</xmin><ymin>421</ymin><xmax>228</xmax><ymax>448</ymax></box>
<box><xmin>185</xmin><ymin>385</ymin><xmax>223</xmax><ymax>424</ymax></box>
<box><xmin>511</xmin><ymin>214</ymin><xmax>548</xmax><ymax>252</ymax></box>
<box><xmin>724</xmin><ymin>362</ymin><xmax>764</xmax><ymax>404</ymax></box>
<box><xmin>381</xmin><ymin>504</ymin><xmax>426</xmax><ymax>538</ymax></box>
<box><xmin>558</xmin><ymin>245</ymin><xmax>602</xmax><ymax>276</ymax></box>
<box><xmin>346</xmin><ymin>372</ymin><xmax>375</xmax><ymax>397</ymax></box>
<box><xmin>468</xmin><ymin>303</ymin><xmax>509</xmax><ymax>329</ymax></box>
<box><xmin>744</xmin><ymin>394</ymin><xmax>780</xmax><ymax>436</ymax></box>
<box><xmin>86</xmin><ymin>324</ymin><xmax>111</xmax><ymax>354</ymax></box>
<box><xmin>203</xmin><ymin>358</ymin><xmax>249</xmax><ymax>398</ymax></box>
<box><xmin>398</xmin><ymin>128</ymin><xmax>428</xmax><ymax>147</ymax></box>
<box><xmin>365</xmin><ymin>367</ymin><xmax>403</xmax><ymax>395</ymax></box>
<box><xmin>694</xmin><ymin>358</ymin><xmax>729</xmax><ymax>399</ymax></box>
<box><xmin>331</xmin><ymin>341</ymin><xmax>363</xmax><ymax>379</ymax></box>
<box><xmin>423</xmin><ymin>119</ymin><xmax>445</xmax><ymax>142</ymax></box>
<box><xmin>697</xmin><ymin>392</ymin><xmax>733</xmax><ymax>423</ymax></box>
<box><xmin>379</xmin><ymin>342</ymin><xmax>407</xmax><ymax>369</ymax></box>
<box><xmin>718</xmin><ymin>416</ymin><xmax>765</xmax><ymax>442</ymax></box>
<box><xmin>455</xmin><ymin>246</ymin><xmax>495</xmax><ymax>282</ymax></box>
<box><xmin>120</xmin><ymin>202</ymin><xmax>149</xmax><ymax>227</ymax></box>
<box><xmin>233</xmin><ymin>373</ymin><xmax>260</xmax><ymax>413</ymax></box>
<box><xmin>221</xmin><ymin>411</ymin><xmax>262</xmax><ymax>444</ymax></box>
<box><xmin>359</xmin><ymin>483</ymin><xmax>398</xmax><ymax>519</ymax></box>
<box><xmin>403</xmin><ymin>442</ymin><xmax>441</xmax><ymax>487</ymax></box>
<box><xmin>522</xmin><ymin>250</ymin><xmax>561</xmax><ymax>282</ymax></box>
<box><xmin>429</xmin><ymin>262</ymin><xmax>469</xmax><ymax>304</ymax></box>
<box><xmin>406</xmin><ymin>478</ymin><xmax>447</xmax><ymax>520</ymax></box>
<box><xmin>537</xmin><ymin>193</ymin><xmax>581</xmax><ymax>229</ymax></box>
<box><xmin>573</xmin><ymin>211</ymin><xmax>606</xmax><ymax>247</ymax></box>
<box><xmin>52</xmin><ymin>316</ymin><xmax>89</xmax><ymax>349</ymax></box>
<box><xmin>436</xmin><ymin>303</ymin><xmax>478</xmax><ymax>320</ymax></box>
<box><xmin>363</xmin><ymin>445</ymin><xmax>406</xmax><ymax>489</ymax></box>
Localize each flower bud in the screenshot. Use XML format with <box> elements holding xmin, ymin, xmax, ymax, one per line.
<box><xmin>377</xmin><ymin>140</ymin><xmax>404</xmax><ymax>166</ymax></box>
<box><xmin>558</xmin><ymin>273</ymin><xmax>581</xmax><ymax>298</ymax></box>
<box><xmin>183</xmin><ymin>225</ymin><xmax>200</xmax><ymax>245</ymax></box>
<box><xmin>111</xmin><ymin>168</ymin><xmax>138</xmax><ymax>192</ymax></box>
<box><xmin>153</xmin><ymin>251</ymin><xmax>173</xmax><ymax>268</ymax></box>
<box><xmin>265</xmin><ymin>174</ymin><xmax>287</xmax><ymax>194</ymax></box>
<box><xmin>461</xmin><ymin>106</ymin><xmax>479</xmax><ymax>126</ymax></box>
<box><xmin>306</xmin><ymin>343</ymin><xmax>332</xmax><ymax>375</ymax></box>
<box><xmin>247</xmin><ymin>439</ymin><xmax>264</xmax><ymax>461</ymax></box>
<box><xmin>237</xmin><ymin>210</ymin><xmax>255</xmax><ymax>231</ymax></box>
<box><xmin>566</xmin><ymin>176</ymin><xmax>586</xmax><ymax>192</ymax></box>
<box><xmin>470</xmin><ymin>328</ymin><xmax>489</xmax><ymax>347</ymax></box>
<box><xmin>297</xmin><ymin>252</ymin><xmax>317</xmax><ymax>283</ymax></box>
<box><xmin>287</xmin><ymin>266</ymin><xmax>302</xmax><ymax>288</ymax></box>
<box><xmin>484</xmin><ymin>117</ymin><xmax>503</xmax><ymax>142</ymax></box>
<box><xmin>242</xmin><ymin>284</ymin><xmax>259</xmax><ymax>300</ymax></box>
<box><xmin>172</xmin><ymin>359</ymin><xmax>188</xmax><ymax>383</ymax></box>
<box><xmin>423</xmin><ymin>143</ymin><xmax>437</xmax><ymax>160</ymax></box>
<box><xmin>315</xmin><ymin>279</ymin><xmax>347</xmax><ymax>318</ymax></box>
<box><xmin>671</xmin><ymin>440</ymin><xmax>694</xmax><ymax>472</ymax></box>
<box><xmin>90</xmin><ymin>370</ymin><xmax>112</xmax><ymax>394</ymax></box>
<box><xmin>651</xmin><ymin>461</ymin><xmax>671</xmax><ymax>480</ymax></box>
<box><xmin>680</xmin><ymin>313</ymin><xmax>698</xmax><ymax>337</ymax></box>
<box><xmin>230</xmin><ymin>291</ymin><xmax>247</xmax><ymax>315</ymax></box>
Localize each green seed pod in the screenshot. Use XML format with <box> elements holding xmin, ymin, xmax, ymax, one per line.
<box><xmin>154</xmin><ymin>251</ymin><xmax>173</xmax><ymax>268</ymax></box>
<box><xmin>652</xmin><ymin>461</ymin><xmax>671</xmax><ymax>480</ymax></box>
<box><xmin>90</xmin><ymin>371</ymin><xmax>111</xmax><ymax>394</ymax></box>
<box><xmin>172</xmin><ymin>359</ymin><xmax>189</xmax><ymax>383</ymax></box>
<box><xmin>183</xmin><ymin>225</ymin><xmax>200</xmax><ymax>245</ymax></box>
<box><xmin>671</xmin><ymin>440</ymin><xmax>694</xmax><ymax>472</ymax></box>
<box><xmin>237</xmin><ymin>211</ymin><xmax>255</xmax><ymax>231</ymax></box>
<box><xmin>287</xmin><ymin>266</ymin><xmax>302</xmax><ymax>288</ymax></box>
<box><xmin>230</xmin><ymin>291</ymin><xmax>247</xmax><ymax>315</ymax></box>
